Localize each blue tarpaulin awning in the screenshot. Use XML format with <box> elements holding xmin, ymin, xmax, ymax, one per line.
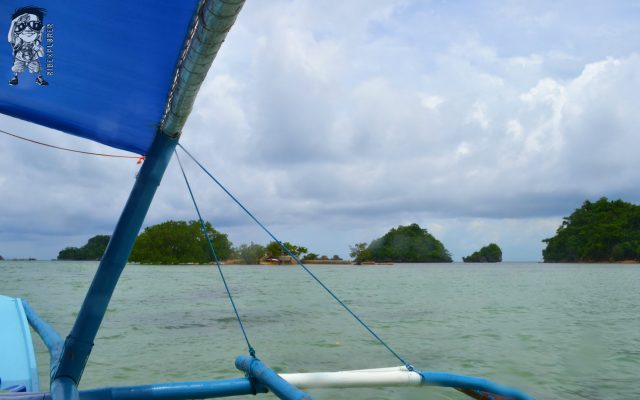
<box><xmin>0</xmin><ymin>1</ymin><xmax>201</xmax><ymax>154</ymax></box>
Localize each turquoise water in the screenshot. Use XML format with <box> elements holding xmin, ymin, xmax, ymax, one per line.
<box><xmin>1</xmin><ymin>261</ymin><xmax>639</xmax><ymax>399</ymax></box>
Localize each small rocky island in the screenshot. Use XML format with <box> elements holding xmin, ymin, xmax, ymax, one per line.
<box><xmin>350</xmin><ymin>223</ymin><xmax>452</xmax><ymax>263</ymax></box>
<box><xmin>58</xmin><ymin>235</ymin><xmax>111</xmax><ymax>261</ymax></box>
<box><xmin>463</xmin><ymin>243</ymin><xmax>502</xmax><ymax>262</ymax></box>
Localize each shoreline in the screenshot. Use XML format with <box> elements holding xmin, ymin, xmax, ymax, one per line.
<box><xmin>4</xmin><ymin>259</ymin><xmax>639</xmax><ymax>265</ymax></box>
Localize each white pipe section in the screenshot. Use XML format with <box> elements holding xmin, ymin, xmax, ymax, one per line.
<box><xmin>279</xmin><ymin>366</ymin><xmax>423</xmax><ymax>389</ymax></box>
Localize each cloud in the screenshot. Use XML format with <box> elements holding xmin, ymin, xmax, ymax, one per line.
<box><xmin>420</xmin><ymin>94</ymin><xmax>445</xmax><ymax>110</ymax></box>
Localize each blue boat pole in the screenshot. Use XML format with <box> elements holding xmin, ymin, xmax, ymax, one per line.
<box><xmin>21</xmin><ymin>299</ymin><xmax>63</xmax><ymax>378</ymax></box>
<box><xmin>51</xmin><ymin>132</ymin><xmax>178</xmax><ymax>390</ymax></box>
<box><xmin>49</xmin><ymin>1</ymin><xmax>246</xmax><ymax>397</ymax></box>
<box><xmin>417</xmin><ymin>371</ymin><xmax>535</xmax><ymax>400</ymax></box>
<box><xmin>78</xmin><ymin>378</ymin><xmax>267</xmax><ymax>400</ymax></box>
<box><xmin>235</xmin><ymin>356</ymin><xmax>313</xmax><ymax>400</ymax></box>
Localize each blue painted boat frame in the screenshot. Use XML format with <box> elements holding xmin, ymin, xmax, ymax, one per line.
<box><xmin>0</xmin><ymin>296</ymin><xmax>39</xmax><ymax>392</ymax></box>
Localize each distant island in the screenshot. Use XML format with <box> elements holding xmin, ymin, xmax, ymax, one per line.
<box><xmin>60</xmin><ymin>220</ymin><xmax>312</xmax><ymax>265</ymax></box>
<box><xmin>350</xmin><ymin>223</ymin><xmax>452</xmax><ymax>263</ymax></box>
<box><xmin>50</xmin><ymin>198</ymin><xmax>640</xmax><ymax>265</ymax></box>
<box><xmin>543</xmin><ymin>197</ymin><xmax>640</xmax><ymax>262</ymax></box>
<box><xmin>302</xmin><ymin>254</ymin><xmax>348</xmax><ymax>264</ymax></box>
<box><xmin>58</xmin><ymin>235</ymin><xmax>111</xmax><ymax>260</ymax></box>
<box><xmin>463</xmin><ymin>243</ymin><xmax>502</xmax><ymax>262</ymax></box>
<box><xmin>0</xmin><ymin>255</ymin><xmax>4</xmax><ymax>260</ymax></box>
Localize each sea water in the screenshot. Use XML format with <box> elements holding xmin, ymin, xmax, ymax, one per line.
<box><xmin>1</xmin><ymin>261</ymin><xmax>638</xmax><ymax>399</ymax></box>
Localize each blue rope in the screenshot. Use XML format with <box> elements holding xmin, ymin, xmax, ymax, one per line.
<box><xmin>177</xmin><ymin>144</ymin><xmax>409</xmax><ymax>367</ymax></box>
<box><xmin>175</xmin><ymin>150</ymin><xmax>256</xmax><ymax>357</ymax></box>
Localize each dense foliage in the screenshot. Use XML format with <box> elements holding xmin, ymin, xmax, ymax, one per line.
<box><xmin>353</xmin><ymin>223</ymin><xmax>452</xmax><ymax>262</ymax></box>
<box><xmin>463</xmin><ymin>243</ymin><xmax>502</xmax><ymax>262</ymax></box>
<box><xmin>543</xmin><ymin>198</ymin><xmax>640</xmax><ymax>262</ymax></box>
<box><xmin>233</xmin><ymin>242</ymin><xmax>265</xmax><ymax>264</ymax></box>
<box><xmin>130</xmin><ymin>220</ymin><xmax>232</xmax><ymax>264</ymax></box>
<box><xmin>57</xmin><ymin>235</ymin><xmax>111</xmax><ymax>260</ymax></box>
<box><xmin>349</xmin><ymin>242</ymin><xmax>371</xmax><ymax>262</ymax></box>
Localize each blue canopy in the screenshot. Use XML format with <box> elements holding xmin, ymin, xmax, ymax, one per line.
<box><xmin>0</xmin><ymin>1</ymin><xmax>201</xmax><ymax>154</ymax></box>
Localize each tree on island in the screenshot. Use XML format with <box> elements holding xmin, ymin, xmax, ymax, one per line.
<box><xmin>264</xmin><ymin>241</ymin><xmax>308</xmax><ymax>259</ymax></box>
<box><xmin>352</xmin><ymin>223</ymin><xmax>452</xmax><ymax>263</ymax></box>
<box><xmin>543</xmin><ymin>197</ymin><xmax>640</xmax><ymax>262</ymax></box>
<box><xmin>130</xmin><ymin>220</ymin><xmax>232</xmax><ymax>264</ymax></box>
<box><xmin>58</xmin><ymin>235</ymin><xmax>111</xmax><ymax>260</ymax></box>
<box><xmin>463</xmin><ymin>243</ymin><xmax>502</xmax><ymax>262</ymax></box>
<box><xmin>233</xmin><ymin>242</ymin><xmax>265</xmax><ymax>264</ymax></box>
<box><xmin>303</xmin><ymin>253</ymin><xmax>319</xmax><ymax>261</ymax></box>
<box><xmin>349</xmin><ymin>242</ymin><xmax>372</xmax><ymax>263</ymax></box>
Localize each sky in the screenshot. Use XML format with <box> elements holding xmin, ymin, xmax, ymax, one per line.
<box><xmin>1</xmin><ymin>1</ymin><xmax>639</xmax><ymax>261</ymax></box>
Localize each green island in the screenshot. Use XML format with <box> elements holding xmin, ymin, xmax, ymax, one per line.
<box><xmin>463</xmin><ymin>243</ymin><xmax>502</xmax><ymax>263</ymax></box>
<box><xmin>350</xmin><ymin>223</ymin><xmax>452</xmax><ymax>263</ymax></box>
<box><xmin>543</xmin><ymin>197</ymin><xmax>640</xmax><ymax>262</ymax></box>
<box><xmin>59</xmin><ymin>220</ymin><xmax>313</xmax><ymax>265</ymax></box>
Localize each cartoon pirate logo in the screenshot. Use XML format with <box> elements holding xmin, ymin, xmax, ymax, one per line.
<box><xmin>7</xmin><ymin>6</ymin><xmax>48</xmax><ymax>86</ymax></box>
